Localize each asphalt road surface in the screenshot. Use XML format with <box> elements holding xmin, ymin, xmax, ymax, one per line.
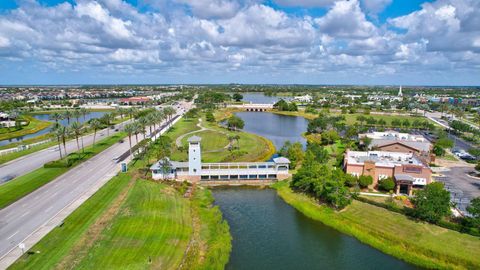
<box><xmin>0</xmin><ymin>120</ymin><xmax>131</xmax><ymax>184</ymax></box>
<box><xmin>435</xmin><ymin>167</ymin><xmax>480</xmax><ymax>214</ymax></box>
<box><xmin>0</xmin><ymin>103</ymin><xmax>191</xmax><ymax>264</ymax></box>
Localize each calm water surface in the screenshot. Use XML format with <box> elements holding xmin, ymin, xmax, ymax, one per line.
<box><xmin>235</xmin><ymin>111</ymin><xmax>308</xmax><ymax>149</ymax></box>
<box><xmin>213</xmin><ymin>112</ymin><xmax>418</xmax><ymax>270</ymax></box>
<box><xmin>213</xmin><ymin>188</ymin><xmax>418</xmax><ymax>270</ymax></box>
<box><xmin>0</xmin><ymin>111</ymin><xmax>107</xmax><ymax>146</ymax></box>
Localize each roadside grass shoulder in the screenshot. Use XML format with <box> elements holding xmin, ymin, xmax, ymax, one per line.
<box><xmin>0</xmin><ymin>132</ymin><xmax>126</xmax><ymax>209</ymax></box>
<box><xmin>8</xmin><ymin>164</ymin><xmax>134</xmax><ymax>270</ymax></box>
<box><xmin>72</xmin><ymin>179</ymin><xmax>192</xmax><ymax>269</ymax></box>
<box><xmin>273</xmin><ymin>180</ymin><xmax>480</xmax><ymax>270</ymax></box>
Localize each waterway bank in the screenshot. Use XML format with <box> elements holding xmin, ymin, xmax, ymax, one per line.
<box><xmin>212</xmin><ymin>186</ymin><xmax>417</xmax><ymax>270</ymax></box>
<box><xmin>273</xmin><ymin>180</ymin><xmax>480</xmax><ymax>269</ymax></box>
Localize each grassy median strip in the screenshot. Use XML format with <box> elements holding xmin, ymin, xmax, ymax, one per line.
<box><xmin>0</xmin><ymin>132</ymin><xmax>126</xmax><ymax>209</ymax></box>
<box><xmin>273</xmin><ymin>180</ymin><xmax>480</xmax><ymax>269</ymax></box>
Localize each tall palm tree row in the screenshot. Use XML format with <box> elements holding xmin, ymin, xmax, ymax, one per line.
<box><xmin>69</xmin><ymin>121</ymin><xmax>83</xmax><ymax>157</ymax></box>
<box><xmin>90</xmin><ymin>118</ymin><xmax>101</xmax><ymax>147</ymax></box>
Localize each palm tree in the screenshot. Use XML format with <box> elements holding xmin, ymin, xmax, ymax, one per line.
<box><xmin>156</xmin><ymin>110</ymin><xmax>165</xmax><ymax>128</ymax></box>
<box><xmin>124</xmin><ymin>123</ymin><xmax>136</xmax><ymax>156</ymax></box>
<box><xmin>147</xmin><ymin>113</ymin><xmax>156</xmax><ymax>135</ymax></box>
<box><xmin>90</xmin><ymin>119</ymin><xmax>101</xmax><ymax>147</ymax></box>
<box><xmin>133</xmin><ymin>122</ymin><xmax>142</xmax><ymax>144</ymax></box>
<box><xmin>72</xmin><ymin>109</ymin><xmax>81</xmax><ymax>123</ymax></box>
<box><xmin>163</xmin><ymin>107</ymin><xmax>176</xmax><ymax>122</ymax></box>
<box><xmin>80</xmin><ymin>108</ymin><xmax>88</xmax><ymax>122</ymax></box>
<box><xmin>63</xmin><ymin>110</ymin><xmax>72</xmax><ymax>125</ymax></box>
<box><xmin>138</xmin><ymin>117</ymin><xmax>148</xmax><ymax>139</ymax></box>
<box><xmin>126</xmin><ymin>107</ymin><xmax>136</xmax><ymax>119</ymax></box>
<box><xmin>70</xmin><ymin>122</ymin><xmax>83</xmax><ymax>156</ymax></box>
<box><xmin>53</xmin><ymin>126</ymin><xmax>65</xmax><ymax>159</ymax></box>
<box><xmin>101</xmin><ymin>113</ymin><xmax>115</xmax><ymax>136</ymax></box>
<box><xmin>49</xmin><ymin>112</ymin><xmax>63</xmax><ymax>126</ymax></box>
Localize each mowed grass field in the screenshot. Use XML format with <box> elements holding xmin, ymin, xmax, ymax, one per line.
<box><xmin>72</xmin><ymin>180</ymin><xmax>192</xmax><ymax>269</ymax></box>
<box><xmin>273</xmin><ymin>181</ymin><xmax>480</xmax><ymax>269</ymax></box>
<box><xmin>169</xmin><ymin>113</ymin><xmax>275</xmax><ymax>163</ymax></box>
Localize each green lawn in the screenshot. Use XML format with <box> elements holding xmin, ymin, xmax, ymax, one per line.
<box><xmin>273</xmin><ymin>181</ymin><xmax>480</xmax><ymax>269</ymax></box>
<box><xmin>168</xmin><ymin>114</ymin><xmax>275</xmax><ymax>163</ymax></box>
<box><xmin>71</xmin><ymin>180</ymin><xmax>192</xmax><ymax>269</ymax></box>
<box><xmin>0</xmin><ymin>132</ymin><xmax>127</xmax><ymax>209</ymax></box>
<box><xmin>0</xmin><ymin>115</ymin><xmax>52</xmax><ymax>141</ymax></box>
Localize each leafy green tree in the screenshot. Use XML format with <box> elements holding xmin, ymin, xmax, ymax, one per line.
<box><xmin>391</xmin><ymin>118</ymin><xmax>401</xmax><ymax>127</ymax></box>
<box><xmin>378</xmin><ymin>177</ymin><xmax>395</xmax><ymax>191</ymax></box>
<box><xmin>206</xmin><ymin>111</ymin><xmax>215</xmax><ymax>122</ymax></box>
<box><xmin>435</xmin><ymin>137</ymin><xmax>454</xmax><ymax>149</ymax></box>
<box><xmin>467</xmin><ymin>197</ymin><xmax>480</xmax><ymax>220</ymax></box>
<box><xmin>279</xmin><ymin>141</ymin><xmax>304</xmax><ymax>168</ymax></box>
<box><xmin>232</xmin><ymin>93</ymin><xmax>243</xmax><ymax>102</ymax></box>
<box><xmin>358</xmin><ymin>175</ymin><xmax>373</xmax><ymax>188</ymax></box>
<box><xmin>321</xmin><ymin>129</ymin><xmax>340</xmax><ymax>145</ymax></box>
<box><xmin>227</xmin><ymin>115</ymin><xmax>244</xmax><ymax>131</ymax></box>
<box><xmin>433</xmin><ymin>145</ymin><xmax>445</xmax><ymax>156</ymax></box>
<box><xmin>412</xmin><ymin>182</ymin><xmax>451</xmax><ymax>223</ymax></box>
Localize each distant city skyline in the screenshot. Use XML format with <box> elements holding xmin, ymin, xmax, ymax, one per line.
<box><xmin>0</xmin><ymin>0</ymin><xmax>479</xmax><ymax>85</ymax></box>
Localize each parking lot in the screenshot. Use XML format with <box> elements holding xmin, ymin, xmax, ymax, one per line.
<box><xmin>434</xmin><ymin>167</ymin><xmax>480</xmax><ymax>214</ymax></box>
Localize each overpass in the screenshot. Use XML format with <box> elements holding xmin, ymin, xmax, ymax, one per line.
<box><xmin>228</xmin><ymin>103</ymin><xmax>274</xmax><ymax>111</ymax></box>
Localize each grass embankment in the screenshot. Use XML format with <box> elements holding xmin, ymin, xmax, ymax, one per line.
<box><xmin>168</xmin><ymin>115</ymin><xmax>275</xmax><ymax>162</ymax></box>
<box><xmin>0</xmin><ymin>132</ymin><xmax>126</xmax><ymax>209</ymax></box>
<box><xmin>273</xmin><ymin>180</ymin><xmax>480</xmax><ymax>269</ymax></box>
<box><xmin>0</xmin><ymin>115</ymin><xmax>51</xmax><ymax>141</ymax></box>
<box><xmin>10</xmin><ymin>162</ymin><xmax>231</xmax><ymax>270</ymax></box>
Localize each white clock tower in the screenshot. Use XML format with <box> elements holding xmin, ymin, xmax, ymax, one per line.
<box><xmin>188</xmin><ymin>135</ymin><xmax>202</xmax><ymax>176</ymax></box>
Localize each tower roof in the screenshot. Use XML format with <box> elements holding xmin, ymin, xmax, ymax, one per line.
<box><xmin>188</xmin><ymin>135</ymin><xmax>202</xmax><ymax>143</ymax></box>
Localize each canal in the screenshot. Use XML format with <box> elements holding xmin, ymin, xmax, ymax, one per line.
<box><xmin>212</xmin><ymin>112</ymin><xmax>418</xmax><ymax>269</ymax></box>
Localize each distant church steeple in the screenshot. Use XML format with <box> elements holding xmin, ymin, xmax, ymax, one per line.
<box><xmin>398</xmin><ymin>85</ymin><xmax>403</xmax><ymax>97</ymax></box>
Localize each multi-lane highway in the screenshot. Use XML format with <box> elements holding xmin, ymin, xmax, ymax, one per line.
<box><xmin>0</xmin><ymin>120</ymin><xmax>131</xmax><ymax>183</ymax></box>
<box><xmin>0</xmin><ymin>102</ymin><xmax>191</xmax><ymax>267</ymax></box>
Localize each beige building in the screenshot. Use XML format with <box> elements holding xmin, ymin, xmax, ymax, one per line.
<box><xmin>344</xmin><ymin>151</ymin><xmax>432</xmax><ymax>195</ymax></box>
<box><xmin>359</xmin><ymin>131</ymin><xmax>433</xmax><ymax>162</ymax></box>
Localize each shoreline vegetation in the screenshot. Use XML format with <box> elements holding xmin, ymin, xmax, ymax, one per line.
<box><xmin>273</xmin><ymin>180</ymin><xmax>480</xmax><ymax>270</ymax></box>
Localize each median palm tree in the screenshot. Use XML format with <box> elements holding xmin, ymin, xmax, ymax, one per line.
<box><xmin>70</xmin><ymin>121</ymin><xmax>83</xmax><ymax>156</ymax></box>
<box><xmin>49</xmin><ymin>112</ymin><xmax>63</xmax><ymax>127</ymax></box>
<box><xmin>63</xmin><ymin>110</ymin><xmax>72</xmax><ymax>125</ymax></box>
<box><xmin>72</xmin><ymin>109</ymin><xmax>81</xmax><ymax>123</ymax></box>
<box><xmin>147</xmin><ymin>113</ymin><xmax>156</xmax><ymax>135</ymax></box>
<box><xmin>163</xmin><ymin>106</ymin><xmax>176</xmax><ymax>123</ymax></box>
<box><xmin>138</xmin><ymin>117</ymin><xmax>148</xmax><ymax>139</ymax></box>
<box><xmin>53</xmin><ymin>126</ymin><xmax>65</xmax><ymax>159</ymax></box>
<box><xmin>124</xmin><ymin>123</ymin><xmax>135</xmax><ymax>156</ymax></box>
<box><xmin>133</xmin><ymin>122</ymin><xmax>142</xmax><ymax>144</ymax></box>
<box><xmin>90</xmin><ymin>118</ymin><xmax>101</xmax><ymax>147</ymax></box>
<box><xmin>80</xmin><ymin>107</ymin><xmax>88</xmax><ymax>122</ymax></box>
<box><xmin>101</xmin><ymin>113</ymin><xmax>115</xmax><ymax>136</ymax></box>
<box><xmin>155</xmin><ymin>110</ymin><xmax>165</xmax><ymax>128</ymax></box>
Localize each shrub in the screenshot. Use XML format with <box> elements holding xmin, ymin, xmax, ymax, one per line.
<box><xmin>358</xmin><ymin>175</ymin><xmax>373</xmax><ymax>188</ymax></box>
<box><xmin>378</xmin><ymin>177</ymin><xmax>395</xmax><ymax>191</ymax></box>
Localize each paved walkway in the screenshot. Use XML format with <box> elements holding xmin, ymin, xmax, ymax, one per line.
<box><xmin>175</xmin><ymin>118</ymin><xmax>232</xmax><ymax>152</ymax></box>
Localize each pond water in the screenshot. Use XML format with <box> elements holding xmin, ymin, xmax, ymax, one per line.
<box><xmin>241</xmin><ymin>92</ymin><xmax>292</xmax><ymax>104</ymax></box>
<box><xmin>235</xmin><ymin>111</ymin><xmax>308</xmax><ymax>150</ymax></box>
<box><xmin>0</xmin><ymin>111</ymin><xmax>107</xmax><ymax>147</ymax></box>
<box><xmin>213</xmin><ymin>187</ymin><xmax>418</xmax><ymax>270</ymax></box>
<box><xmin>213</xmin><ymin>112</ymin><xmax>418</xmax><ymax>270</ymax></box>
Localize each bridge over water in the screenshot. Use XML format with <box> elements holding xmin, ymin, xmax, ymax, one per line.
<box><xmin>228</xmin><ymin>103</ymin><xmax>274</xmax><ymax>111</ymax></box>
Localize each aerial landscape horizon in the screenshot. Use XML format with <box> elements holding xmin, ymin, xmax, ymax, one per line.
<box><xmin>1</xmin><ymin>0</ymin><xmax>479</xmax><ymax>269</ymax></box>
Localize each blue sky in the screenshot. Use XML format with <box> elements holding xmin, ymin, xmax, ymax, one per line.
<box><xmin>0</xmin><ymin>0</ymin><xmax>478</xmax><ymax>85</ymax></box>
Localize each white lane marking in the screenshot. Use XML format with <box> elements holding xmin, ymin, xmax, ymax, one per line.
<box><xmin>21</xmin><ymin>211</ymin><xmax>30</xmax><ymax>217</ymax></box>
<box><xmin>7</xmin><ymin>231</ymin><xmax>18</xmax><ymax>240</ymax></box>
<box><xmin>21</xmin><ymin>203</ymin><xmax>26</xmax><ymax>208</ymax></box>
<box><xmin>45</xmin><ymin>206</ymin><xmax>53</xmax><ymax>213</ymax></box>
